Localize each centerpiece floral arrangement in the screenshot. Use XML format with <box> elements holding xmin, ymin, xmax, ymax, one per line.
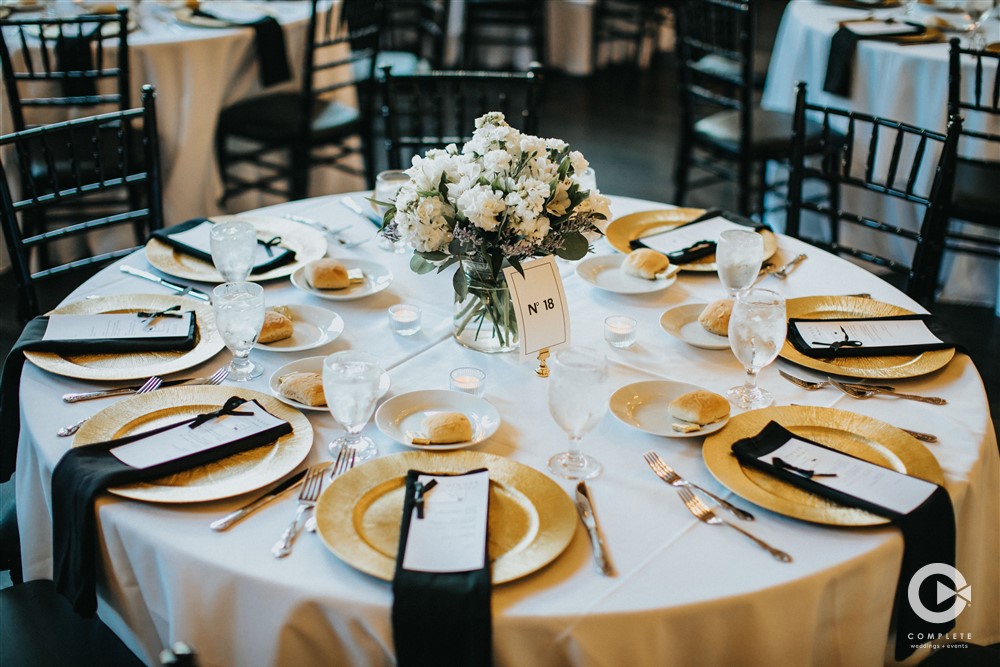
<box><xmin>380</xmin><ymin>112</ymin><xmax>611</xmax><ymax>353</ymax></box>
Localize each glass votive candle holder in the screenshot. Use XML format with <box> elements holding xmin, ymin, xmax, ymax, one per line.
<box><xmin>604</xmin><ymin>316</ymin><xmax>637</xmax><ymax>349</ymax></box>
<box><xmin>388</xmin><ymin>304</ymin><xmax>422</xmax><ymax>336</ymax></box>
<box><xmin>450</xmin><ymin>367</ymin><xmax>486</xmax><ymax>397</ymax></box>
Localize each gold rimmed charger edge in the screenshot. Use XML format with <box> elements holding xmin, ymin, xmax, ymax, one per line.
<box><xmin>315</xmin><ymin>450</ymin><xmax>577</xmax><ymax>584</ymax></box>
<box><xmin>780</xmin><ymin>295</ymin><xmax>954</xmax><ymax>379</ymax></box>
<box><xmin>703</xmin><ymin>405</ymin><xmax>943</xmax><ymax>526</ymax></box>
<box><xmin>73</xmin><ymin>385</ymin><xmax>313</xmax><ymax>503</ymax></box>
<box><xmin>144</xmin><ymin>214</ymin><xmax>327</xmax><ymax>283</ymax></box>
<box><xmin>605</xmin><ymin>208</ymin><xmax>778</xmax><ymax>271</ymax></box>
<box><xmin>24</xmin><ymin>293</ymin><xmax>225</xmax><ymax>381</ymax></box>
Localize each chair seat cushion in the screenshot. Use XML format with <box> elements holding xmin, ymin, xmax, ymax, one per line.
<box><xmin>690</xmin><ymin>54</ymin><xmax>770</xmax><ymax>88</ymax></box>
<box><xmin>218</xmin><ymin>92</ymin><xmax>360</xmax><ymax>144</ymax></box>
<box><xmin>694</xmin><ymin>109</ymin><xmax>824</xmax><ymax>160</ymax></box>
<box><xmin>951</xmin><ymin>157</ymin><xmax>999</xmax><ymax>227</ymax></box>
<box><xmin>372</xmin><ymin>51</ymin><xmax>430</xmax><ymax>77</ymax></box>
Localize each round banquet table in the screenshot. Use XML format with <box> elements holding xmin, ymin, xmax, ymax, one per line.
<box><xmin>13</xmin><ymin>193</ymin><xmax>1000</xmax><ymax>667</ymax></box>
<box><xmin>761</xmin><ymin>0</ymin><xmax>1000</xmax><ymax>313</ymax></box>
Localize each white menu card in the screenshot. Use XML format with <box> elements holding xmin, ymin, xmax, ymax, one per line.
<box><xmin>846</xmin><ymin>21</ymin><xmax>923</xmax><ymax>37</ymax></box>
<box><xmin>401</xmin><ymin>471</ymin><xmax>490</xmax><ymax>573</ymax></box>
<box><xmin>503</xmin><ymin>256</ymin><xmax>570</xmax><ymax>360</ymax></box>
<box><xmin>43</xmin><ymin>312</ymin><xmax>193</xmax><ymax>341</ymax></box>
<box><xmin>170</xmin><ymin>221</ymin><xmax>280</xmax><ymax>265</ymax></box>
<box><xmin>635</xmin><ymin>216</ymin><xmax>749</xmax><ymax>255</ymax></box>
<box><xmin>790</xmin><ymin>319</ymin><xmax>943</xmax><ymax>351</ymax></box>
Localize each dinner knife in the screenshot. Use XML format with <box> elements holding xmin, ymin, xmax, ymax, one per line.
<box><xmin>340</xmin><ymin>196</ymin><xmax>385</xmax><ymax>229</ymax></box>
<box><xmin>120</xmin><ymin>265</ymin><xmax>211</xmax><ymax>302</ymax></box>
<box><xmin>210</xmin><ymin>468</ymin><xmax>311</xmax><ymax>531</ymax></box>
<box><xmin>575</xmin><ymin>481</ymin><xmax>615</xmax><ymax>576</ymax></box>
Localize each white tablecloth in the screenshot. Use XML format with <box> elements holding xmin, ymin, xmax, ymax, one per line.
<box><xmin>15</xmin><ymin>194</ymin><xmax>999</xmax><ymax>666</ymax></box>
<box><xmin>762</xmin><ymin>0</ymin><xmax>1000</xmax><ymax>312</ymax></box>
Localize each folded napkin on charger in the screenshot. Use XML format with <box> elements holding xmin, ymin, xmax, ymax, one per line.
<box><xmin>0</xmin><ymin>314</ymin><xmax>197</xmax><ymax>480</ymax></box>
<box><xmin>55</xmin><ymin>23</ymin><xmax>101</xmax><ymax>98</ymax></box>
<box><xmin>731</xmin><ymin>421</ymin><xmax>954</xmax><ymax>660</ymax></box>
<box><xmin>824</xmin><ymin>21</ymin><xmax>926</xmax><ymax>96</ymax></box>
<box><xmin>150</xmin><ymin>218</ymin><xmax>296</xmax><ymax>274</ymax></box>
<box><xmin>787</xmin><ymin>313</ymin><xmax>960</xmax><ymax>358</ymax></box>
<box><xmin>392</xmin><ymin>469</ymin><xmax>492</xmax><ymax>667</ymax></box>
<box><xmin>191</xmin><ymin>9</ymin><xmax>291</xmax><ymax>87</ymax></box>
<box><xmin>52</xmin><ymin>396</ymin><xmax>292</xmax><ymax>616</ymax></box>
<box><xmin>629</xmin><ymin>209</ymin><xmax>768</xmax><ymax>264</ymax></box>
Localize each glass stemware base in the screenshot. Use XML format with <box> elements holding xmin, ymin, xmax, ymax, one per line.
<box><xmin>727</xmin><ymin>384</ymin><xmax>774</xmax><ymax>410</ymax></box>
<box><xmin>228</xmin><ymin>357</ymin><xmax>263</xmax><ymax>381</ymax></box>
<box><xmin>548</xmin><ymin>451</ymin><xmax>602</xmax><ymax>480</ymax></box>
<box><xmin>329</xmin><ymin>434</ymin><xmax>377</xmax><ymax>461</ymax></box>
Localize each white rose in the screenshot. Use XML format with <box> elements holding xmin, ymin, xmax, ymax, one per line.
<box><xmin>569</xmin><ymin>150</ymin><xmax>589</xmax><ymax>175</ymax></box>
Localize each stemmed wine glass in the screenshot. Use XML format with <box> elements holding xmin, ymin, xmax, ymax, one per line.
<box><xmin>964</xmin><ymin>0</ymin><xmax>996</xmax><ymax>48</ymax></box>
<box><xmin>374</xmin><ymin>170</ymin><xmax>410</xmax><ymax>253</ymax></box>
<box><xmin>727</xmin><ymin>288</ymin><xmax>787</xmax><ymax>410</ymax></box>
<box><xmin>716</xmin><ymin>229</ymin><xmax>764</xmax><ymax>297</ymax></box>
<box><xmin>322</xmin><ymin>351</ymin><xmax>384</xmax><ymax>461</ymax></box>
<box><xmin>547</xmin><ymin>346</ymin><xmax>608</xmax><ymax>480</ymax></box>
<box><xmin>210</xmin><ymin>220</ymin><xmax>257</xmax><ymax>282</ymax></box>
<box><xmin>212</xmin><ymin>282</ymin><xmax>265</xmax><ymax>381</ymax></box>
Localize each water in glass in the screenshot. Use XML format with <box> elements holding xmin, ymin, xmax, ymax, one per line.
<box><xmin>210</xmin><ymin>220</ymin><xmax>257</xmax><ymax>282</ymax></box>
<box><xmin>548</xmin><ymin>347</ymin><xmax>608</xmax><ymax>480</ymax></box>
<box><xmin>727</xmin><ymin>288</ymin><xmax>786</xmax><ymax>410</ymax></box>
<box><xmin>323</xmin><ymin>351</ymin><xmax>383</xmax><ymax>461</ymax></box>
<box><xmin>212</xmin><ymin>282</ymin><xmax>265</xmax><ymax>381</ymax></box>
<box><xmin>717</xmin><ymin>229</ymin><xmax>764</xmax><ymax>297</ymax></box>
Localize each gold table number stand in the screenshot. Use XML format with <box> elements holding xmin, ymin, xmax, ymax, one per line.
<box><xmin>536</xmin><ymin>348</ymin><xmax>550</xmax><ymax>377</ymax></box>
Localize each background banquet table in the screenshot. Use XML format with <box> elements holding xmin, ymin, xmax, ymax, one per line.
<box><xmin>762</xmin><ymin>0</ymin><xmax>1000</xmax><ymax>313</ymax></box>
<box><xmin>14</xmin><ymin>193</ymin><xmax>999</xmax><ymax>666</ymax></box>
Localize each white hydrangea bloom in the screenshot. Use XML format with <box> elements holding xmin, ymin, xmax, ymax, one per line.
<box><xmin>569</xmin><ymin>150</ymin><xmax>589</xmax><ymax>175</ymax></box>
<box><xmin>457</xmin><ymin>184</ymin><xmax>506</xmax><ymax>232</ymax></box>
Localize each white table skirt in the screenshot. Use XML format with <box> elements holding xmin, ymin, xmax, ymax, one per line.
<box><xmin>15</xmin><ymin>194</ymin><xmax>999</xmax><ymax>667</ymax></box>
<box><xmin>761</xmin><ymin>0</ymin><xmax>1000</xmax><ymax>312</ymax></box>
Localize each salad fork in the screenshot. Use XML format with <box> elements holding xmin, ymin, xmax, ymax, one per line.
<box><xmin>272</xmin><ymin>463</ymin><xmax>327</xmax><ymax>558</ymax></box>
<box><xmin>58</xmin><ymin>376</ymin><xmax>163</xmax><ymax>437</ymax></box>
<box><xmin>643</xmin><ymin>451</ymin><xmax>755</xmax><ymax>521</ymax></box>
<box><xmin>676</xmin><ymin>487</ymin><xmax>792</xmax><ymax>563</ymax></box>
<box><xmin>306</xmin><ymin>447</ymin><xmax>357</xmax><ymax>533</ymax></box>
<box><xmin>829</xmin><ymin>378</ymin><xmax>947</xmax><ymax>405</ymax></box>
<box><xmin>779</xmin><ymin>370</ymin><xmax>894</xmax><ymax>393</ymax></box>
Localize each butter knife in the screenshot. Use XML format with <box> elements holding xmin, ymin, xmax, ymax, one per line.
<box><xmin>120</xmin><ymin>265</ymin><xmax>211</xmax><ymax>302</ymax></box>
<box><xmin>575</xmin><ymin>481</ymin><xmax>615</xmax><ymax>576</ymax></box>
<box><xmin>340</xmin><ymin>196</ymin><xmax>384</xmax><ymax>228</ymax></box>
<box><xmin>210</xmin><ymin>467</ymin><xmax>316</xmax><ymax>531</ymax></box>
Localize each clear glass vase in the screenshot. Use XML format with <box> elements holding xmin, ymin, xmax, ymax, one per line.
<box><xmin>453</xmin><ymin>261</ymin><xmax>519</xmax><ymax>353</ymax></box>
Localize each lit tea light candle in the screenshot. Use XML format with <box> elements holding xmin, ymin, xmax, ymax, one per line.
<box><xmin>450</xmin><ymin>367</ymin><xmax>486</xmax><ymax>397</ymax></box>
<box><xmin>388</xmin><ymin>304</ymin><xmax>422</xmax><ymax>336</ymax></box>
<box><xmin>604</xmin><ymin>316</ymin><xmax>637</xmax><ymax>349</ymax></box>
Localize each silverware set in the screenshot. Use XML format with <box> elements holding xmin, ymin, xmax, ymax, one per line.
<box><xmin>62</xmin><ymin>367</ymin><xmax>229</xmax><ymax>403</ymax></box>
<box><xmin>282</xmin><ymin>210</ymin><xmax>373</xmax><ymax>249</ymax></box>
<box><xmin>779</xmin><ymin>370</ymin><xmax>947</xmax><ymax>405</ymax></box>
<box><xmin>273</xmin><ymin>448</ymin><xmax>357</xmax><ymax>556</ymax></box>
<box><xmin>58</xmin><ymin>376</ymin><xmax>163</xmax><ymax>437</ymax></box>
<box><xmin>757</xmin><ymin>253</ymin><xmax>808</xmax><ymax>283</ymax></box>
<box><xmin>643</xmin><ymin>451</ymin><xmax>755</xmax><ymax>521</ymax></box>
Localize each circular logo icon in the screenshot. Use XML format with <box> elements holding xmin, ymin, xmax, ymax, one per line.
<box><xmin>908</xmin><ymin>563</ymin><xmax>971</xmax><ymax>624</ymax></box>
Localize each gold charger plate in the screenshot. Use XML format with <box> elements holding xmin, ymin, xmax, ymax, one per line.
<box><xmin>24</xmin><ymin>294</ymin><xmax>224</xmax><ymax>381</ymax></box>
<box><xmin>145</xmin><ymin>215</ymin><xmax>327</xmax><ymax>283</ymax></box>
<box><xmin>703</xmin><ymin>406</ymin><xmax>943</xmax><ymax>526</ymax></box>
<box><xmin>74</xmin><ymin>385</ymin><xmax>313</xmax><ymax>503</ymax></box>
<box><xmin>780</xmin><ymin>296</ymin><xmax>955</xmax><ymax>379</ymax></box>
<box><xmin>315</xmin><ymin>451</ymin><xmax>577</xmax><ymax>584</ymax></box>
<box><xmin>605</xmin><ymin>209</ymin><xmax>777</xmax><ymax>271</ymax></box>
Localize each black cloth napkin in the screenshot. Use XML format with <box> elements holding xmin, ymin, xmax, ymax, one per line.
<box><xmin>150</xmin><ymin>218</ymin><xmax>296</xmax><ymax>274</ymax></box>
<box><xmin>0</xmin><ymin>315</ymin><xmax>197</xmax><ymax>481</ymax></box>
<box><xmin>52</xmin><ymin>397</ymin><xmax>292</xmax><ymax>616</ymax></box>
<box><xmin>629</xmin><ymin>209</ymin><xmax>768</xmax><ymax>264</ymax></box>
<box><xmin>731</xmin><ymin>421</ymin><xmax>955</xmax><ymax>660</ymax></box>
<box><xmin>192</xmin><ymin>10</ymin><xmax>291</xmax><ymax>87</ymax></box>
<box><xmin>824</xmin><ymin>22</ymin><xmax>925</xmax><ymax>96</ymax></box>
<box><xmin>787</xmin><ymin>313</ymin><xmax>961</xmax><ymax>358</ymax></box>
<box><xmin>392</xmin><ymin>469</ymin><xmax>492</xmax><ymax>667</ymax></box>
<box><xmin>55</xmin><ymin>24</ymin><xmax>100</xmax><ymax>98</ymax></box>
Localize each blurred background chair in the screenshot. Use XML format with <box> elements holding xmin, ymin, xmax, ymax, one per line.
<box><xmin>786</xmin><ymin>82</ymin><xmax>961</xmax><ymax>308</ymax></box>
<box><xmin>460</xmin><ymin>0</ymin><xmax>546</xmax><ymax>70</ymax></box>
<box><xmin>378</xmin><ymin>63</ymin><xmax>544</xmax><ymax>170</ymax></box>
<box><xmin>215</xmin><ymin>0</ymin><xmax>382</xmax><ymax>202</ymax></box>
<box><xmin>590</xmin><ymin>0</ymin><xmax>673</xmax><ymax>72</ymax></box>
<box><xmin>380</xmin><ymin>0</ymin><xmax>450</xmax><ymax>73</ymax></box>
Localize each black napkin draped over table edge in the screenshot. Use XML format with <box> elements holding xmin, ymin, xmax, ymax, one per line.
<box><xmin>0</xmin><ymin>315</ymin><xmax>197</xmax><ymax>481</ymax></box>
<box><xmin>786</xmin><ymin>313</ymin><xmax>962</xmax><ymax>358</ymax></box>
<box><xmin>731</xmin><ymin>421</ymin><xmax>955</xmax><ymax>660</ymax></box>
<box><xmin>392</xmin><ymin>468</ymin><xmax>493</xmax><ymax>667</ymax></box>
<box><xmin>52</xmin><ymin>397</ymin><xmax>292</xmax><ymax>617</ymax></box>
<box><xmin>150</xmin><ymin>218</ymin><xmax>296</xmax><ymax>274</ymax></box>
<box><xmin>191</xmin><ymin>9</ymin><xmax>291</xmax><ymax>87</ymax></box>
<box><xmin>628</xmin><ymin>209</ymin><xmax>769</xmax><ymax>264</ymax></box>
<box><xmin>824</xmin><ymin>21</ymin><xmax>926</xmax><ymax>96</ymax></box>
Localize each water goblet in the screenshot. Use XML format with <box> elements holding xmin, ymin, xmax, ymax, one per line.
<box><xmin>726</xmin><ymin>288</ymin><xmax>786</xmax><ymax>410</ymax></box>
<box><xmin>212</xmin><ymin>282</ymin><xmax>265</xmax><ymax>381</ymax></box>
<box><xmin>210</xmin><ymin>220</ymin><xmax>257</xmax><ymax>282</ymax></box>
<box><xmin>717</xmin><ymin>229</ymin><xmax>764</xmax><ymax>297</ymax></box>
<box><xmin>374</xmin><ymin>169</ymin><xmax>410</xmax><ymax>253</ymax></box>
<box><xmin>322</xmin><ymin>351</ymin><xmax>384</xmax><ymax>461</ymax></box>
<box><xmin>547</xmin><ymin>346</ymin><xmax>608</xmax><ymax>480</ymax></box>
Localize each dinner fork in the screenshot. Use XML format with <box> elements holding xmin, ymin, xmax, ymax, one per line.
<box><xmin>643</xmin><ymin>451</ymin><xmax>755</xmax><ymax>521</ymax></box>
<box><xmin>676</xmin><ymin>487</ymin><xmax>792</xmax><ymax>563</ymax></box>
<box><xmin>779</xmin><ymin>370</ymin><xmax>894</xmax><ymax>393</ymax></box>
<box><xmin>58</xmin><ymin>376</ymin><xmax>163</xmax><ymax>437</ymax></box>
<box><xmin>62</xmin><ymin>366</ymin><xmax>229</xmax><ymax>403</ymax></box>
<box><xmin>306</xmin><ymin>447</ymin><xmax>357</xmax><ymax>533</ymax></box>
<box><xmin>272</xmin><ymin>463</ymin><xmax>327</xmax><ymax>558</ymax></box>
<box><xmin>829</xmin><ymin>378</ymin><xmax>947</xmax><ymax>405</ymax></box>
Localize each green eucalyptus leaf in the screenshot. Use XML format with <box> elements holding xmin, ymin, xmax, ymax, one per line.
<box><xmin>453</xmin><ymin>265</ymin><xmax>469</xmax><ymax>300</ymax></box>
<box><xmin>556</xmin><ymin>232</ymin><xmax>589</xmax><ymax>260</ymax></box>
<box><xmin>418</xmin><ymin>251</ymin><xmax>449</xmax><ymax>261</ymax></box>
<box><xmin>409</xmin><ymin>254</ymin><xmax>436</xmax><ymax>275</ymax></box>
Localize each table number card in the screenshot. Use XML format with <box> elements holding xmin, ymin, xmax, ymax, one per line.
<box><xmin>503</xmin><ymin>256</ymin><xmax>570</xmax><ymax>360</ymax></box>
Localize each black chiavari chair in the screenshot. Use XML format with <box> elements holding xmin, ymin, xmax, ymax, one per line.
<box><xmin>381</xmin><ymin>0</ymin><xmax>450</xmax><ymax>72</ymax></box>
<box><xmin>461</xmin><ymin>0</ymin><xmax>546</xmax><ymax>70</ymax></box>
<box><xmin>591</xmin><ymin>0</ymin><xmax>672</xmax><ymax>71</ymax></box>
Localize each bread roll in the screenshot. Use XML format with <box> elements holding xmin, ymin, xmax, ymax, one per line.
<box><xmin>259</xmin><ymin>310</ymin><xmax>294</xmax><ymax>343</ymax></box>
<box><xmin>668</xmin><ymin>390</ymin><xmax>729</xmax><ymax>426</ymax></box>
<box><xmin>421</xmin><ymin>412</ymin><xmax>473</xmax><ymax>444</ymax></box>
<box><xmin>306</xmin><ymin>259</ymin><xmax>350</xmax><ymax>290</ymax></box>
<box><xmin>698</xmin><ymin>298</ymin><xmax>733</xmax><ymax>337</ymax></box>
<box><xmin>621</xmin><ymin>248</ymin><xmax>671</xmax><ymax>280</ymax></box>
<box><xmin>270</xmin><ymin>305</ymin><xmax>295</xmax><ymax>320</ymax></box>
<box><xmin>278</xmin><ymin>372</ymin><xmax>326</xmax><ymax>407</ymax></box>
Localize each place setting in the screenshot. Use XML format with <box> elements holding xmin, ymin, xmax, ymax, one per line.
<box><xmin>289</xmin><ymin>257</ymin><xmax>394</xmax><ymax>301</ymax></box>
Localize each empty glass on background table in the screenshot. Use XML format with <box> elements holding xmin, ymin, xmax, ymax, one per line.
<box><xmin>547</xmin><ymin>346</ymin><xmax>608</xmax><ymax>480</ymax></box>
<box><xmin>210</xmin><ymin>220</ymin><xmax>257</xmax><ymax>282</ymax></box>
<box><xmin>965</xmin><ymin>0</ymin><xmax>996</xmax><ymax>48</ymax></box>
<box><xmin>374</xmin><ymin>169</ymin><xmax>411</xmax><ymax>253</ymax></box>
<box><xmin>577</xmin><ymin>167</ymin><xmax>597</xmax><ymax>192</ymax></box>
<box><xmin>322</xmin><ymin>351</ymin><xmax>384</xmax><ymax>461</ymax></box>
<box><xmin>212</xmin><ymin>282</ymin><xmax>265</xmax><ymax>381</ymax></box>
<box><xmin>716</xmin><ymin>229</ymin><xmax>764</xmax><ymax>297</ymax></box>
<box><xmin>727</xmin><ymin>288</ymin><xmax>786</xmax><ymax>410</ymax></box>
